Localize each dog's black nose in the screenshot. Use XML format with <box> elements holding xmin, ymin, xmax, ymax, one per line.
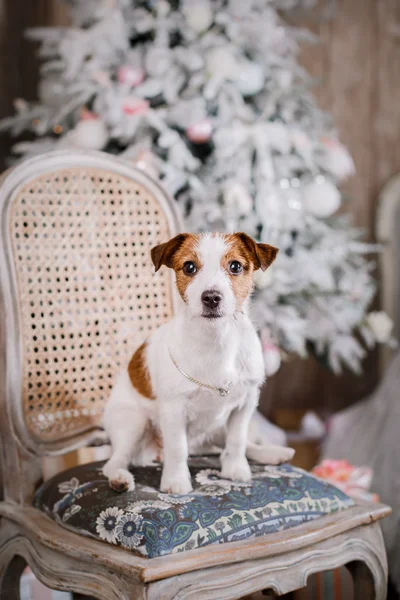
<box><xmin>201</xmin><ymin>290</ymin><xmax>222</xmax><ymax>309</ymax></box>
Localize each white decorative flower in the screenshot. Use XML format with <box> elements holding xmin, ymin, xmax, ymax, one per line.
<box><xmin>58</xmin><ymin>477</ymin><xmax>80</xmax><ymax>494</ymax></box>
<box><xmin>157</xmin><ymin>493</ymin><xmax>195</xmax><ymax>504</ymax></box>
<box><xmin>196</xmin><ymin>484</ymin><xmax>227</xmax><ymax>497</ymax></box>
<box><xmin>115</xmin><ymin>513</ymin><xmax>143</xmax><ymax>549</ymax></box>
<box><xmin>127</xmin><ymin>500</ymin><xmax>170</xmax><ymax>513</ymax></box>
<box><xmin>195</xmin><ymin>469</ymin><xmax>249</xmax><ymax>489</ymax></box>
<box><xmin>257</xmin><ymin>466</ymin><xmax>304</xmax><ymax>479</ymax></box>
<box><xmin>365</xmin><ymin>311</ymin><xmax>394</xmax><ymax>343</ymax></box>
<box><xmin>62</xmin><ymin>504</ymin><xmax>81</xmax><ymax>523</ymax></box>
<box><xmin>96</xmin><ymin>507</ymin><xmax>124</xmax><ymax>544</ymax></box>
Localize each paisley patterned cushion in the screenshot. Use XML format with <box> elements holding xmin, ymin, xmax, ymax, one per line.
<box><xmin>33</xmin><ymin>457</ymin><xmax>354</xmax><ymax>559</ymax></box>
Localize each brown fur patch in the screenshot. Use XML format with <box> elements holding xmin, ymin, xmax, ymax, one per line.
<box><xmin>222</xmin><ymin>234</ymin><xmax>256</xmax><ymax>308</ymax></box>
<box><xmin>170</xmin><ymin>234</ymin><xmax>202</xmax><ymax>301</ymax></box>
<box><xmin>232</xmin><ymin>232</ymin><xmax>278</xmax><ymax>271</ymax></box>
<box><xmin>222</xmin><ymin>234</ymin><xmax>278</xmax><ymax>308</ymax></box>
<box><xmin>128</xmin><ymin>342</ymin><xmax>155</xmax><ymax>400</ymax></box>
<box><xmin>151</xmin><ymin>233</ymin><xmax>202</xmax><ymax>302</ymax></box>
<box><xmin>151</xmin><ymin>234</ymin><xmax>189</xmax><ymax>271</ymax></box>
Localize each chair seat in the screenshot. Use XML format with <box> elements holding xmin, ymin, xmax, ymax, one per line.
<box><xmin>33</xmin><ymin>457</ymin><xmax>354</xmax><ymax>559</ymax></box>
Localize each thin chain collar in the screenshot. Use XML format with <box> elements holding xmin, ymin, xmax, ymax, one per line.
<box><xmin>169</xmin><ymin>349</ymin><xmax>232</xmax><ymax>397</ymax></box>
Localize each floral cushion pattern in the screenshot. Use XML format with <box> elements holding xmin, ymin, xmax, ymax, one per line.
<box><xmin>33</xmin><ymin>457</ymin><xmax>354</xmax><ymax>559</ymax></box>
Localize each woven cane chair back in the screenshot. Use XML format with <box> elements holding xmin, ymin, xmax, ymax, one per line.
<box><xmin>0</xmin><ymin>151</ymin><xmax>182</xmax><ymax>453</ymax></box>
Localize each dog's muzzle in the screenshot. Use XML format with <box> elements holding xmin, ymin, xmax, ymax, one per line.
<box><xmin>201</xmin><ymin>289</ymin><xmax>223</xmax><ymax>318</ymax></box>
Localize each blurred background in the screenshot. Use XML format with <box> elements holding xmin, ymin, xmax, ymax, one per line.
<box><xmin>0</xmin><ymin>1</ymin><xmax>399</xmax><ymax>598</ymax></box>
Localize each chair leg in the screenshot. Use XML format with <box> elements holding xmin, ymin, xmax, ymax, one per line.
<box><xmin>347</xmin><ymin>560</ymin><xmax>387</xmax><ymax>600</ymax></box>
<box><xmin>0</xmin><ymin>554</ymin><xmax>26</xmax><ymax>600</ymax></box>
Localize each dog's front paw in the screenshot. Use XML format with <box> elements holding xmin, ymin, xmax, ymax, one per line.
<box><xmin>160</xmin><ymin>470</ymin><xmax>193</xmax><ymax>495</ymax></box>
<box><xmin>220</xmin><ymin>456</ymin><xmax>252</xmax><ymax>483</ymax></box>
<box><xmin>109</xmin><ymin>469</ymin><xmax>135</xmax><ymax>492</ymax></box>
<box><xmin>103</xmin><ymin>462</ymin><xmax>135</xmax><ymax>493</ymax></box>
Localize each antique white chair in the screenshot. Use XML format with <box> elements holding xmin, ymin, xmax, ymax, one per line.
<box><xmin>0</xmin><ymin>150</ymin><xmax>390</xmax><ymax>599</ymax></box>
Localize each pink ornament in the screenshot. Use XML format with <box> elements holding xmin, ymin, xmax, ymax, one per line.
<box><xmin>118</xmin><ymin>65</ymin><xmax>145</xmax><ymax>87</ymax></box>
<box><xmin>80</xmin><ymin>108</ymin><xmax>99</xmax><ymax>121</ymax></box>
<box><xmin>93</xmin><ymin>71</ymin><xmax>112</xmax><ymax>87</ymax></box>
<box><xmin>121</xmin><ymin>97</ymin><xmax>149</xmax><ymax>116</ymax></box>
<box><xmin>186</xmin><ymin>119</ymin><xmax>212</xmax><ymax>144</ymax></box>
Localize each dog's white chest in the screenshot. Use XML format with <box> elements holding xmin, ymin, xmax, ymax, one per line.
<box><xmin>184</xmin><ymin>386</ymin><xmax>242</xmax><ymax>440</ymax></box>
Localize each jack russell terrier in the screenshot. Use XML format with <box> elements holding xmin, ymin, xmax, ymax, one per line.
<box><xmin>103</xmin><ymin>232</ymin><xmax>295</xmax><ymax>494</ymax></box>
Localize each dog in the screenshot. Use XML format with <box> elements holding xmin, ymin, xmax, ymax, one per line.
<box><xmin>103</xmin><ymin>232</ymin><xmax>295</xmax><ymax>494</ymax></box>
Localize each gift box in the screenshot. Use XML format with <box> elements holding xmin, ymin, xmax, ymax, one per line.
<box><xmin>312</xmin><ymin>459</ymin><xmax>379</xmax><ymax>503</ymax></box>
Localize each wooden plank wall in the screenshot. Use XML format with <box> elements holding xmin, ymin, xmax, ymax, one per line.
<box><xmin>0</xmin><ymin>0</ymin><xmax>69</xmax><ymax>171</ymax></box>
<box><xmin>0</xmin><ymin>0</ymin><xmax>399</xmax><ymax>415</ymax></box>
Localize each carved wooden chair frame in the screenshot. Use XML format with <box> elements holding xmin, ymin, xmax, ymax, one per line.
<box><xmin>0</xmin><ymin>150</ymin><xmax>390</xmax><ymax>599</ymax></box>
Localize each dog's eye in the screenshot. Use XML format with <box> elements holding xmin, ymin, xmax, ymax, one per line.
<box><xmin>183</xmin><ymin>261</ymin><xmax>197</xmax><ymax>275</ymax></box>
<box><xmin>229</xmin><ymin>261</ymin><xmax>243</xmax><ymax>275</ymax></box>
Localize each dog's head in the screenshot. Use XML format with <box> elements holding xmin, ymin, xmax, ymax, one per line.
<box><xmin>151</xmin><ymin>232</ymin><xmax>278</xmax><ymax>320</ymax></box>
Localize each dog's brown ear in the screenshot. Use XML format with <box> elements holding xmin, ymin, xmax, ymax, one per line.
<box><xmin>236</xmin><ymin>232</ymin><xmax>278</xmax><ymax>271</ymax></box>
<box><xmin>151</xmin><ymin>233</ymin><xmax>188</xmax><ymax>272</ymax></box>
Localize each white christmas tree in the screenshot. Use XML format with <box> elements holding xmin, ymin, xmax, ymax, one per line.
<box><xmin>0</xmin><ymin>0</ymin><xmax>394</xmax><ymax>376</ymax></box>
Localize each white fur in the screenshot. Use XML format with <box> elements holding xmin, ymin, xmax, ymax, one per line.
<box><xmin>103</xmin><ymin>234</ymin><xmax>294</xmax><ymax>493</ymax></box>
<box><xmin>185</xmin><ymin>235</ymin><xmax>237</xmax><ymax>318</ymax></box>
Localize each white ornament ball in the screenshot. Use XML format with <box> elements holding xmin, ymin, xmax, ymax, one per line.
<box><xmin>302</xmin><ymin>178</ymin><xmax>341</xmax><ymax>218</ymax></box>
<box><xmin>234</xmin><ymin>62</ymin><xmax>264</xmax><ymax>96</ymax></box>
<box><xmin>156</xmin><ymin>0</ymin><xmax>170</xmax><ymax>18</ymax></box>
<box><xmin>69</xmin><ymin>119</ymin><xmax>108</xmax><ymax>151</ymax></box>
<box><xmin>121</xmin><ymin>96</ymin><xmax>149</xmax><ymax>116</ymax></box>
<box><xmin>366</xmin><ymin>311</ymin><xmax>394</xmax><ymax>344</ymax></box>
<box><xmin>118</xmin><ymin>65</ymin><xmax>145</xmax><ymax>87</ymax></box>
<box><xmin>263</xmin><ymin>345</ymin><xmax>281</xmax><ymax>377</ymax></box>
<box><xmin>186</xmin><ymin>119</ymin><xmax>212</xmax><ymax>144</ymax></box>
<box><xmin>222</xmin><ymin>181</ymin><xmax>253</xmax><ymax>217</ymax></box>
<box><xmin>206</xmin><ymin>46</ymin><xmax>238</xmax><ymax>79</ymax></box>
<box><xmin>184</xmin><ymin>0</ymin><xmax>213</xmax><ymax>33</ymax></box>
